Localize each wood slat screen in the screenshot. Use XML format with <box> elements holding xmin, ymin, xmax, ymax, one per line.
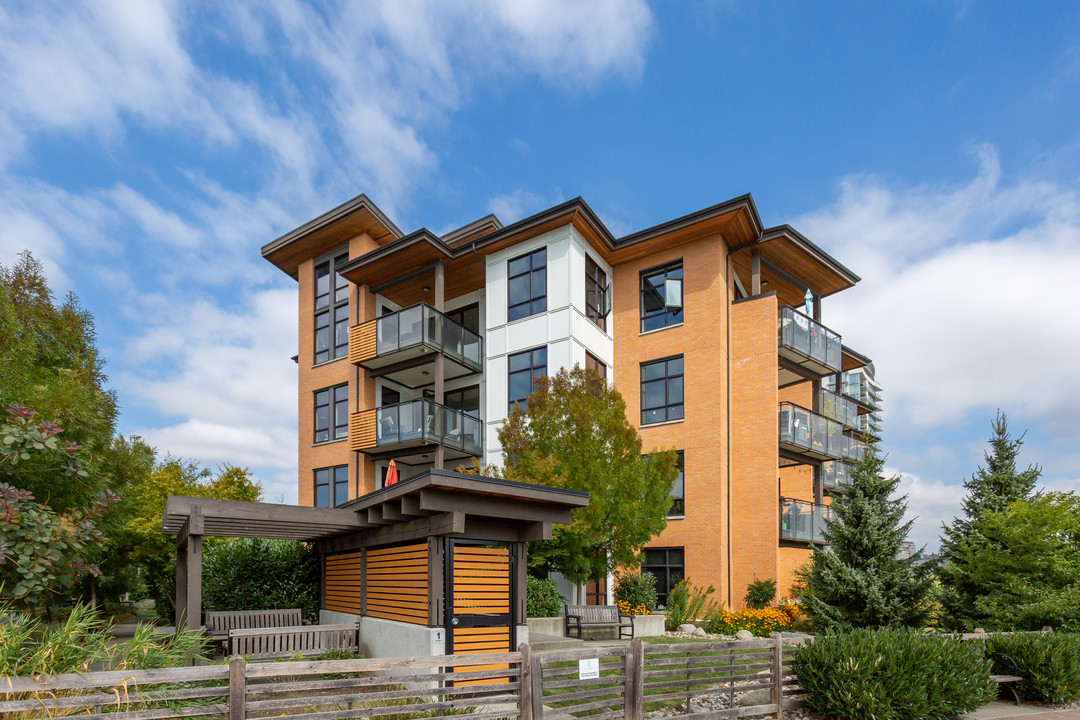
<box><xmin>348</xmin><ymin>320</ymin><xmax>377</xmax><ymax>364</ymax></box>
<box><xmin>349</xmin><ymin>408</ymin><xmax>377</xmax><ymax>451</ymax></box>
<box><xmin>324</xmin><ymin>551</ymin><xmax>363</xmax><ymax>615</ymax></box>
<box><xmin>367</xmin><ymin>543</ymin><xmax>429</xmax><ymax>625</ymax></box>
<box><xmin>451</xmin><ymin>627</ymin><xmax>511</xmax><ymax>685</ymax></box>
<box><xmin>452</xmin><ymin>545</ymin><xmax>510</xmax><ymax>615</ymax></box>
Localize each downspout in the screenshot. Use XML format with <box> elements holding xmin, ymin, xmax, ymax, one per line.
<box><xmin>725</xmin><ymin>251</ymin><xmax>733</xmax><ymax>610</ymax></box>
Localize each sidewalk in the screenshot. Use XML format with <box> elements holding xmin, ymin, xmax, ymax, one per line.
<box><xmin>967</xmin><ymin>702</ymin><xmax>1080</xmax><ymax>719</ymax></box>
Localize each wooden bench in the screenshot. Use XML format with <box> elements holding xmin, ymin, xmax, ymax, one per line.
<box><xmin>229</xmin><ymin>623</ymin><xmax>360</xmax><ymax>660</ymax></box>
<box><xmin>989</xmin><ymin>652</ymin><xmax>1023</xmax><ymax>705</ymax></box>
<box><xmin>204</xmin><ymin>608</ymin><xmax>309</xmax><ymax>647</ymax></box>
<box><xmin>565</xmin><ymin>604</ymin><xmax>634</xmax><ymax>640</ymax></box>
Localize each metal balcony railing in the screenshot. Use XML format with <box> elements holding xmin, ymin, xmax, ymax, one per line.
<box><xmin>779</xmin><ymin>402</ymin><xmax>861</xmax><ymax>462</ymax></box>
<box><xmin>778</xmin><ymin>306</ymin><xmax>842</xmax><ymax>375</ymax></box>
<box><xmin>350</xmin><ymin>303</ymin><xmax>483</xmax><ymax>372</ymax></box>
<box><xmin>350</xmin><ymin>399</ymin><xmax>482</xmax><ymax>457</ymax></box>
<box><xmin>780</xmin><ymin>497</ymin><xmax>833</xmax><ymax>543</ymax></box>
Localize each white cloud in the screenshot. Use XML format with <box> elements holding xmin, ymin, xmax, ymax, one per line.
<box><xmin>487</xmin><ymin>189</ymin><xmax>566</xmax><ymax>224</ymax></box>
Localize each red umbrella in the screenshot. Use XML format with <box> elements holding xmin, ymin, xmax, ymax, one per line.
<box><xmin>385</xmin><ymin>459</ymin><xmax>399</xmax><ymax>487</ymax></box>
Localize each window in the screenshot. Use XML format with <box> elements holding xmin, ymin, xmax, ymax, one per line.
<box><xmin>314</xmin><ymin>383</ymin><xmax>348</xmax><ymax>443</ymax></box>
<box><xmin>508</xmin><ymin>346</ymin><xmax>547</xmax><ymax>412</ymax></box>
<box><xmin>642</xmin><ymin>547</ymin><xmax>684</xmax><ymax>606</ymax></box>
<box><xmin>585</xmin><ymin>351</ymin><xmax>607</xmax><ymax>382</ymax></box>
<box><xmin>381</xmin><ymin>385</ymin><xmax>401</xmax><ymax>406</ymax></box>
<box><xmin>507</xmin><ymin>248</ymin><xmax>547</xmax><ymax>321</ymax></box>
<box><xmin>314</xmin><ymin>253</ymin><xmax>350</xmax><ymax>363</ymax></box>
<box><xmin>445</xmin><ymin>384</ymin><xmax>480</xmax><ymax>418</ymax></box>
<box><xmin>640</xmin><ymin>261</ymin><xmax>683</xmax><ymax>332</ymax></box>
<box><xmin>585</xmin><ymin>255</ymin><xmax>608</xmax><ymax>331</ymax></box>
<box><xmin>669</xmin><ymin>452</ymin><xmax>684</xmax><ymax>517</ymax></box>
<box><xmin>446</xmin><ymin>302</ymin><xmax>481</xmax><ymax>335</ymax></box>
<box><xmin>640</xmin><ymin>356</ymin><xmax>684</xmax><ymax>425</ymax></box>
<box><xmin>314</xmin><ymin>465</ymin><xmax>348</xmax><ymax>507</ymax></box>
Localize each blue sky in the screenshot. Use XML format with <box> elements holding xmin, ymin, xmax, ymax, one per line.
<box><xmin>1</xmin><ymin>1</ymin><xmax>1077</xmax><ymax>549</ymax></box>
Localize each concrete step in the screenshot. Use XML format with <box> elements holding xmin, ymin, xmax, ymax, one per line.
<box><xmin>529</xmin><ymin>632</ymin><xmax>586</xmax><ymax>651</ymax></box>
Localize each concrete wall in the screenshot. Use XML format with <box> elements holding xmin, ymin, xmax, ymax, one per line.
<box><xmin>321</xmin><ymin>610</ymin><xmax>446</xmax><ymax>658</ymax></box>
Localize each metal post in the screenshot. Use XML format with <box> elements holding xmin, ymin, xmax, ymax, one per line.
<box><xmin>434</xmin><ymin>261</ymin><xmax>445</xmax><ymax>470</ymax></box>
<box><xmin>751</xmin><ymin>250</ymin><xmax>761</xmax><ymax>295</ymax></box>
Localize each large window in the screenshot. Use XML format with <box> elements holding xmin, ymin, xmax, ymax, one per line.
<box><xmin>445</xmin><ymin>384</ymin><xmax>480</xmax><ymax>418</ymax></box>
<box><xmin>315</xmin><ymin>253</ymin><xmax>349</xmax><ymax>364</ymax></box>
<box><xmin>446</xmin><ymin>302</ymin><xmax>481</xmax><ymax>335</ymax></box>
<box><xmin>314</xmin><ymin>465</ymin><xmax>348</xmax><ymax>507</ymax></box>
<box><xmin>640</xmin><ymin>356</ymin><xmax>684</xmax><ymax>425</ymax></box>
<box><xmin>508</xmin><ymin>346</ymin><xmax>547</xmax><ymax>412</ymax></box>
<box><xmin>507</xmin><ymin>248</ymin><xmax>547</xmax><ymax>321</ymax></box>
<box><xmin>585</xmin><ymin>255</ymin><xmax>608</xmax><ymax>331</ymax></box>
<box><xmin>642</xmin><ymin>547</ymin><xmax>684</xmax><ymax>606</ymax></box>
<box><xmin>314</xmin><ymin>383</ymin><xmax>348</xmax><ymax>443</ymax></box>
<box><xmin>669</xmin><ymin>451</ymin><xmax>684</xmax><ymax>517</ymax></box>
<box><xmin>640</xmin><ymin>261</ymin><xmax>683</xmax><ymax>332</ymax></box>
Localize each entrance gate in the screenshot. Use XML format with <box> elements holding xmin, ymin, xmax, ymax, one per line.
<box><xmin>445</xmin><ymin>540</ymin><xmax>515</xmax><ymax>683</ymax></box>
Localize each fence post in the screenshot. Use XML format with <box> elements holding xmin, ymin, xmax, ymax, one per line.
<box><xmin>229</xmin><ymin>655</ymin><xmax>246</xmax><ymax>720</ymax></box>
<box><xmin>627</xmin><ymin>638</ymin><xmax>644</xmax><ymax>720</ymax></box>
<box><xmin>530</xmin><ymin>646</ymin><xmax>544</xmax><ymax>720</ymax></box>
<box><xmin>771</xmin><ymin>633</ymin><xmax>783</xmax><ymax>720</ymax></box>
<box><xmin>520</xmin><ymin>643</ymin><xmax>533</xmax><ymax>720</ymax></box>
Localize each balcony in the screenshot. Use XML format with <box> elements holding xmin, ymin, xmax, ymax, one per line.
<box><xmin>820</xmin><ymin>389</ymin><xmax>859</xmax><ymax>429</ymax></box>
<box><xmin>778</xmin><ymin>306</ymin><xmax>841</xmax><ymax>376</ymax></box>
<box><xmin>350</xmin><ymin>399</ymin><xmax>482</xmax><ymax>463</ymax></box>
<box><xmin>822</xmin><ymin>460</ymin><xmax>853</xmax><ymax>491</ymax></box>
<box><xmin>779</xmin><ymin>402</ymin><xmax>862</xmax><ymax>462</ymax></box>
<box><xmin>349</xmin><ymin>304</ymin><xmax>482</xmax><ymax>386</ymax></box>
<box><xmin>780</xmin><ymin>497</ymin><xmax>832</xmax><ymax>544</ymax></box>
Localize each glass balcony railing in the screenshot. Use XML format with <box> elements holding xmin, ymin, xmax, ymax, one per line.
<box><xmin>372</xmin><ymin>399</ymin><xmax>482</xmax><ymax>456</ymax></box>
<box><xmin>779</xmin><ymin>402</ymin><xmax>861</xmax><ymax>461</ymax></box>
<box><xmin>778</xmin><ymin>306</ymin><xmax>842</xmax><ymax>375</ymax></box>
<box><xmin>822</xmin><ymin>460</ymin><xmax>853</xmax><ymax>490</ymax></box>
<box><xmin>352</xmin><ymin>303</ymin><xmax>483</xmax><ymax>372</ymax></box>
<box><xmin>820</xmin><ymin>389</ymin><xmax>859</xmax><ymax>429</ymax></box>
<box><xmin>780</xmin><ymin>497</ymin><xmax>833</xmax><ymax>544</ymax></box>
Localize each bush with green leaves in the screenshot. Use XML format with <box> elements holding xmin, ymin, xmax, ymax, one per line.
<box><xmin>526</xmin><ymin>575</ymin><xmax>564</xmax><ymax>617</ymax></box>
<box><xmin>664</xmin><ymin>580</ymin><xmax>718</xmax><ymax>630</ymax></box>
<box><xmin>986</xmin><ymin>633</ymin><xmax>1080</xmax><ymax>703</ymax></box>
<box><xmin>614</xmin><ymin>572</ymin><xmax>658</xmax><ymax>615</ymax></box>
<box><xmin>202</xmin><ymin>537</ymin><xmax>320</xmax><ymax>623</ymax></box>
<box><xmin>794</xmin><ymin>627</ymin><xmax>997</xmax><ymax>720</ymax></box>
<box><xmin>744</xmin><ymin>577</ymin><xmax>776</xmax><ymax>609</ymax></box>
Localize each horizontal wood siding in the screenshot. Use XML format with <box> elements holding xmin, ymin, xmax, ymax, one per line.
<box><xmin>452</xmin><ymin>627</ymin><xmax>511</xmax><ymax>685</ymax></box>
<box><xmin>324</xmin><ymin>551</ymin><xmax>363</xmax><ymax>615</ymax></box>
<box><xmin>349</xmin><ymin>320</ymin><xmax>377</xmax><ymax>364</ymax></box>
<box><xmin>367</xmin><ymin>543</ymin><xmax>429</xmax><ymax>625</ymax></box>
<box><xmin>349</xmin><ymin>408</ymin><xmax>377</xmax><ymax>451</ymax></box>
<box><xmin>453</xmin><ymin>545</ymin><xmax>510</xmax><ymax>615</ymax></box>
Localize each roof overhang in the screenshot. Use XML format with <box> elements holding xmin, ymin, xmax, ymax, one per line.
<box><xmin>841</xmin><ymin>344</ymin><xmax>872</xmax><ymax>372</ymax></box>
<box><xmin>731</xmin><ymin>225</ymin><xmax>859</xmax><ymax>303</ymax></box>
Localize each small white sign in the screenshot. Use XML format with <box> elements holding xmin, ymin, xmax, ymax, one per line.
<box><xmin>579</xmin><ymin>658</ymin><xmax>600</xmax><ymax>680</ymax></box>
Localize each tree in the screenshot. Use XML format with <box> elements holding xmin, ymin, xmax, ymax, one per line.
<box><xmin>955</xmin><ymin>492</ymin><xmax>1080</xmax><ymax>631</ymax></box>
<box><xmin>938</xmin><ymin>412</ymin><xmax>1040</xmax><ymax>629</ymax></box>
<box><xmin>796</xmin><ymin>441</ymin><xmax>932</xmax><ymax>630</ymax></box>
<box><xmin>498</xmin><ymin>366</ymin><xmax>679</xmax><ymax>584</ymax></box>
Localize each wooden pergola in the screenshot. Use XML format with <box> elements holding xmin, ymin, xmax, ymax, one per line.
<box><xmin>163</xmin><ymin>469</ymin><xmax>589</xmax><ymax>647</ymax></box>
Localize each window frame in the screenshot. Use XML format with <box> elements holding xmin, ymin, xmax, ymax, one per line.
<box><xmin>314</xmin><ymin>252</ymin><xmax>350</xmax><ymax>364</ymax></box>
<box><xmin>507</xmin><ymin>248</ymin><xmax>547</xmax><ymax>321</ymax></box>
<box><xmin>585</xmin><ymin>254</ymin><xmax>608</xmax><ymax>331</ymax></box>
<box><xmin>507</xmin><ymin>346</ymin><xmax>547</xmax><ymax>412</ymax></box>
<box><xmin>445</xmin><ymin>384</ymin><xmax>481</xmax><ymax>419</ymax></box>
<box><xmin>668</xmin><ymin>451</ymin><xmax>685</xmax><ymax>517</ymax></box>
<box><xmin>446</xmin><ymin>302</ymin><xmax>481</xmax><ymax>335</ymax></box>
<box><xmin>585</xmin><ymin>351</ymin><xmax>607</xmax><ymax>382</ymax></box>
<box><xmin>313</xmin><ymin>383</ymin><xmax>349</xmax><ymax>444</ymax></box>
<box><xmin>640</xmin><ymin>355</ymin><xmax>685</xmax><ymax>426</ymax></box>
<box><xmin>639</xmin><ymin>260</ymin><xmax>684</xmax><ymax>333</ymax></box>
<box><xmin>314</xmin><ymin>465</ymin><xmax>349</xmax><ymax>507</ymax></box>
<box><xmin>642</xmin><ymin>547</ymin><xmax>685</xmax><ymax>606</ymax></box>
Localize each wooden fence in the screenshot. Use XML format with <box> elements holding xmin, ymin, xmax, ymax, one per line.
<box><xmin>1</xmin><ymin>636</ymin><xmax>809</xmax><ymax>720</ymax></box>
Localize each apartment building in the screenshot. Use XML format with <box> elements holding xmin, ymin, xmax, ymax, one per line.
<box><xmin>262</xmin><ymin>192</ymin><xmax>876</xmax><ymax>607</ymax></box>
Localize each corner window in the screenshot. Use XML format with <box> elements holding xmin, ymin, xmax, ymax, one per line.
<box><xmin>669</xmin><ymin>451</ymin><xmax>684</xmax><ymax>517</ymax></box>
<box><xmin>585</xmin><ymin>351</ymin><xmax>607</xmax><ymax>381</ymax></box>
<box><xmin>640</xmin><ymin>356</ymin><xmax>684</xmax><ymax>425</ymax></box>
<box><xmin>585</xmin><ymin>255</ymin><xmax>609</xmax><ymax>331</ymax></box>
<box><xmin>314</xmin><ymin>465</ymin><xmax>348</xmax><ymax>507</ymax></box>
<box><xmin>642</xmin><ymin>547</ymin><xmax>684</xmax><ymax>606</ymax></box>
<box><xmin>508</xmin><ymin>346</ymin><xmax>547</xmax><ymax>412</ymax></box>
<box><xmin>315</xmin><ymin>253</ymin><xmax>349</xmax><ymax>363</ymax></box>
<box><xmin>315</xmin><ymin>383</ymin><xmax>348</xmax><ymax>443</ymax></box>
<box><xmin>507</xmin><ymin>248</ymin><xmax>547</xmax><ymax>321</ymax></box>
<box><xmin>640</xmin><ymin>261</ymin><xmax>683</xmax><ymax>332</ymax></box>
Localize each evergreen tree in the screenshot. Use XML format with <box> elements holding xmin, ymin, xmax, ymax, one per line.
<box><xmin>796</xmin><ymin>442</ymin><xmax>932</xmax><ymax>630</ymax></box>
<box><xmin>938</xmin><ymin>411</ymin><xmax>1040</xmax><ymax>629</ymax></box>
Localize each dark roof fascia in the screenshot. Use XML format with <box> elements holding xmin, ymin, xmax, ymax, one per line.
<box><xmin>756</xmin><ymin>224</ymin><xmax>861</xmax><ymax>284</ymax></box>
<box><xmin>841</xmin><ymin>343</ymin><xmax>874</xmax><ymax>367</ymax></box>
<box><xmin>339</xmin><ymin>468</ymin><xmax>590</xmax><ymax>510</ymax></box>
<box><xmin>466</xmin><ymin>197</ymin><xmax>618</xmax><ymax>254</ymax></box>
<box><xmin>260</xmin><ymin>193</ymin><xmax>404</xmax><ymax>260</ymax></box>
<box><xmin>616</xmin><ymin>193</ymin><xmax>763</xmax><ymax>249</ymax></box>
<box><xmin>440</xmin><ymin>214</ymin><xmax>504</xmax><ymax>245</ymax></box>
<box><xmin>335</xmin><ymin>228</ymin><xmax>452</xmax><ymax>275</ymax></box>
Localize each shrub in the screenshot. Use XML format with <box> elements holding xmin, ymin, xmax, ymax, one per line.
<box><xmin>986</xmin><ymin>633</ymin><xmax>1080</xmax><ymax>703</ymax></box>
<box><xmin>614</xmin><ymin>572</ymin><xmax>657</xmax><ymax>615</ymax></box>
<box><xmin>203</xmin><ymin>537</ymin><xmax>320</xmax><ymax>623</ymax></box>
<box><xmin>705</xmin><ymin>608</ymin><xmax>792</xmax><ymax>637</ymax></box>
<box><xmin>664</xmin><ymin>580</ymin><xmax>719</xmax><ymax>630</ymax></box>
<box><xmin>744</xmin><ymin>577</ymin><xmax>776</xmax><ymax>609</ymax></box>
<box><xmin>526</xmin><ymin>576</ymin><xmax>563</xmax><ymax>617</ymax></box>
<box><xmin>794</xmin><ymin>628</ymin><xmax>997</xmax><ymax>720</ymax></box>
